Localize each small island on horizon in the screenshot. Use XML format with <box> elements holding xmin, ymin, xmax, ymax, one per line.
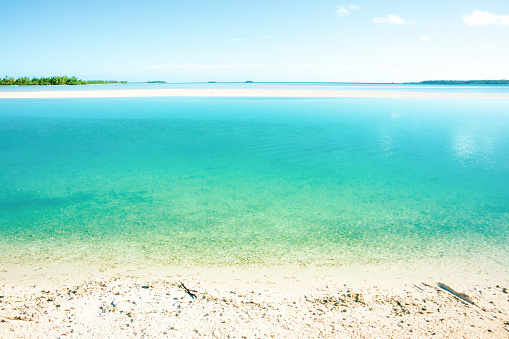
<box><xmin>1</xmin><ymin>76</ymin><xmax>127</xmax><ymax>86</ymax></box>
<box><xmin>408</xmin><ymin>79</ymin><xmax>509</xmax><ymax>85</ymax></box>
<box><xmin>3</xmin><ymin>77</ymin><xmax>509</xmax><ymax>87</ymax></box>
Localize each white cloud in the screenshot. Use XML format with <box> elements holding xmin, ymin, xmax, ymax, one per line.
<box><xmin>395</xmin><ymin>46</ymin><xmax>406</xmax><ymax>50</ymax></box>
<box><xmin>145</xmin><ymin>64</ymin><xmax>270</xmax><ymax>70</ymax></box>
<box><xmin>336</xmin><ymin>4</ymin><xmax>359</xmax><ymax>16</ymax></box>
<box><xmin>463</xmin><ymin>10</ymin><xmax>509</xmax><ymax>26</ymax></box>
<box><xmin>337</xmin><ymin>7</ymin><xmax>350</xmax><ymax>16</ymax></box>
<box><xmin>419</xmin><ymin>36</ymin><xmax>430</xmax><ymax>40</ymax></box>
<box><xmin>373</xmin><ymin>14</ymin><xmax>414</xmax><ymax>25</ymax></box>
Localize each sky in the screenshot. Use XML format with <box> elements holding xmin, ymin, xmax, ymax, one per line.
<box><xmin>1</xmin><ymin>0</ymin><xmax>509</xmax><ymax>83</ymax></box>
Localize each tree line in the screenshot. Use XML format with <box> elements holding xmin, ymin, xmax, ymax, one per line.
<box><xmin>1</xmin><ymin>76</ymin><xmax>127</xmax><ymax>86</ymax></box>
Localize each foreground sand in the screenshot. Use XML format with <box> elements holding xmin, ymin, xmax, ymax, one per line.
<box><xmin>1</xmin><ymin>277</ymin><xmax>508</xmax><ymax>338</ymax></box>
<box><xmin>1</xmin><ymin>88</ymin><xmax>509</xmax><ymax>99</ymax></box>
<box><xmin>1</xmin><ymin>262</ymin><xmax>508</xmax><ymax>338</ymax></box>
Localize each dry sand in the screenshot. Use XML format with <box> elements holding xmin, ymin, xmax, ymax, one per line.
<box><xmin>1</xmin><ymin>263</ymin><xmax>508</xmax><ymax>338</ymax></box>
<box><xmin>1</xmin><ymin>88</ymin><xmax>509</xmax><ymax>99</ymax></box>
<box><xmin>1</xmin><ymin>276</ymin><xmax>508</xmax><ymax>338</ymax></box>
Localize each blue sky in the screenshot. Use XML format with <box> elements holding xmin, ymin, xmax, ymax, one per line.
<box><xmin>1</xmin><ymin>0</ymin><xmax>508</xmax><ymax>82</ymax></box>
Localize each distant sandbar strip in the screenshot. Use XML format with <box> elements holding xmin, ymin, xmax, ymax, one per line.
<box><xmin>1</xmin><ymin>89</ymin><xmax>508</xmax><ymax>99</ymax></box>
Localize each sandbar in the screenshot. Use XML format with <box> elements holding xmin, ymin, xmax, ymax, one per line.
<box><xmin>1</xmin><ymin>88</ymin><xmax>509</xmax><ymax>99</ymax></box>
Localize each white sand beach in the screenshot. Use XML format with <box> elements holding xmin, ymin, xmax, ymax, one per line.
<box><xmin>1</xmin><ymin>261</ymin><xmax>508</xmax><ymax>338</ymax></box>
<box><xmin>1</xmin><ymin>276</ymin><xmax>508</xmax><ymax>338</ymax></box>
<box><xmin>1</xmin><ymin>88</ymin><xmax>509</xmax><ymax>99</ymax></box>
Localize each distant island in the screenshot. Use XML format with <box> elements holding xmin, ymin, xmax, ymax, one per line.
<box><xmin>1</xmin><ymin>76</ymin><xmax>127</xmax><ymax>86</ymax></box>
<box><xmin>409</xmin><ymin>80</ymin><xmax>509</xmax><ymax>85</ymax></box>
<box><xmin>245</xmin><ymin>81</ymin><xmax>254</xmax><ymax>83</ymax></box>
<box><xmin>146</xmin><ymin>81</ymin><xmax>167</xmax><ymax>84</ymax></box>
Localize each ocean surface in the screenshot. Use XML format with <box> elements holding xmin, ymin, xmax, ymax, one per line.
<box><xmin>0</xmin><ymin>86</ymin><xmax>508</xmax><ymax>275</ymax></box>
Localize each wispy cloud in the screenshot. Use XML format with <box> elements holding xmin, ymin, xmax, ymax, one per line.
<box><xmin>336</xmin><ymin>4</ymin><xmax>359</xmax><ymax>16</ymax></box>
<box><xmin>463</xmin><ymin>10</ymin><xmax>509</xmax><ymax>26</ymax></box>
<box><xmin>373</xmin><ymin>14</ymin><xmax>414</xmax><ymax>25</ymax></box>
<box><xmin>144</xmin><ymin>64</ymin><xmax>271</xmax><ymax>70</ymax></box>
<box><xmin>395</xmin><ymin>46</ymin><xmax>406</xmax><ymax>51</ymax></box>
<box><xmin>419</xmin><ymin>36</ymin><xmax>431</xmax><ymax>40</ymax></box>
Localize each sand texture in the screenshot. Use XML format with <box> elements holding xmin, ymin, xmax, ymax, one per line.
<box><xmin>1</xmin><ymin>278</ymin><xmax>508</xmax><ymax>338</ymax></box>
<box><xmin>1</xmin><ymin>88</ymin><xmax>509</xmax><ymax>99</ymax></box>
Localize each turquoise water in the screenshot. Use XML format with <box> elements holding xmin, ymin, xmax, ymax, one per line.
<box><xmin>0</xmin><ymin>97</ymin><xmax>508</xmax><ymax>268</ymax></box>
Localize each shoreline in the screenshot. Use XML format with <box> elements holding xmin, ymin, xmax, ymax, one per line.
<box><xmin>2</xmin><ymin>259</ymin><xmax>508</xmax><ymax>291</ymax></box>
<box><xmin>1</xmin><ymin>88</ymin><xmax>509</xmax><ymax>99</ymax></box>
<box><xmin>2</xmin><ymin>244</ymin><xmax>507</xmax><ymax>299</ymax></box>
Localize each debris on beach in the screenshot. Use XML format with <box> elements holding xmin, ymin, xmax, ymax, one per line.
<box><xmin>1</xmin><ymin>279</ymin><xmax>508</xmax><ymax>338</ymax></box>
<box><xmin>437</xmin><ymin>282</ymin><xmax>475</xmax><ymax>305</ymax></box>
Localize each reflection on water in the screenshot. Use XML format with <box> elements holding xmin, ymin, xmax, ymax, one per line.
<box><xmin>452</xmin><ymin>123</ymin><xmax>498</xmax><ymax>167</ymax></box>
<box><xmin>378</xmin><ymin>112</ymin><xmax>402</xmax><ymax>156</ymax></box>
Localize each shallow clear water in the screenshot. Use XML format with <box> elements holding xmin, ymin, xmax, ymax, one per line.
<box><xmin>0</xmin><ymin>97</ymin><xmax>508</xmax><ymax>268</ymax></box>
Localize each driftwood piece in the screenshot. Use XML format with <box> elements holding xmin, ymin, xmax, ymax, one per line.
<box><xmin>437</xmin><ymin>282</ymin><xmax>475</xmax><ymax>305</ymax></box>
<box><xmin>422</xmin><ymin>282</ymin><xmax>440</xmax><ymax>292</ymax></box>
<box><xmin>178</xmin><ymin>281</ymin><xmax>197</xmax><ymax>299</ymax></box>
<box><xmin>412</xmin><ymin>284</ymin><xmax>423</xmax><ymax>291</ymax></box>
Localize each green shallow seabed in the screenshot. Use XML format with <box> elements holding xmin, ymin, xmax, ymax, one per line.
<box><xmin>0</xmin><ymin>97</ymin><xmax>508</xmax><ymax>269</ymax></box>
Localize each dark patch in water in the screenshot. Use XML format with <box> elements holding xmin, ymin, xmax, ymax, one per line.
<box><xmin>481</xmin><ymin>203</ymin><xmax>509</xmax><ymax>214</ymax></box>
<box><xmin>0</xmin><ymin>192</ymin><xmax>95</xmax><ymax>211</ymax></box>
